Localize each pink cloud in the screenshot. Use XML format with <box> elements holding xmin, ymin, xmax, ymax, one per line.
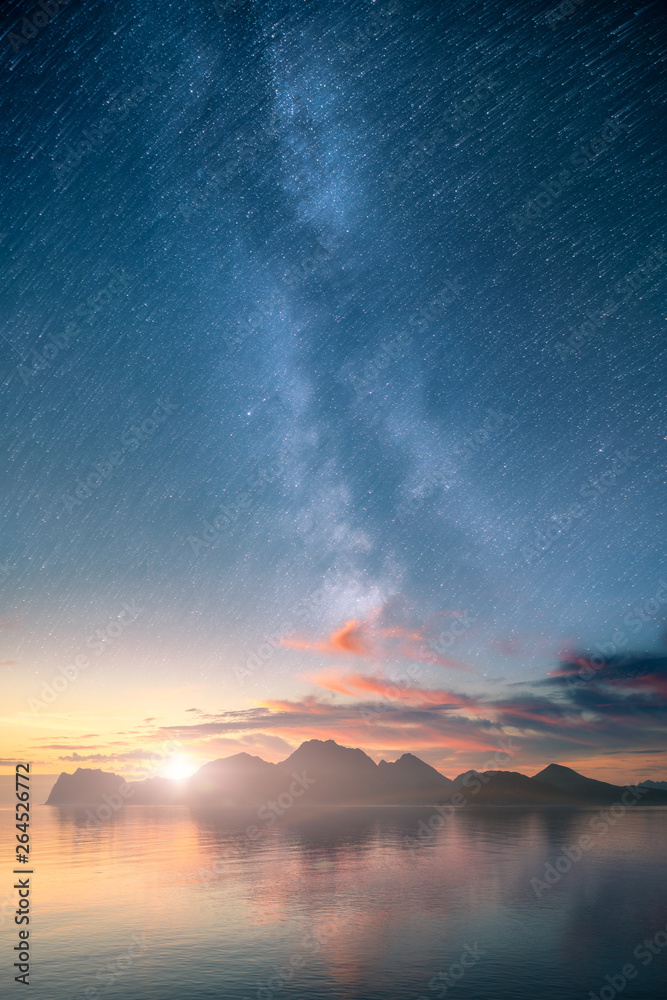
<box><xmin>282</xmin><ymin>611</ymin><xmax>470</xmax><ymax>671</ymax></box>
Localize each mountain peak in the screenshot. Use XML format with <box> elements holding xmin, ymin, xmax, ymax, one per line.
<box><xmin>195</xmin><ymin>752</ymin><xmax>275</xmax><ymax>772</ymax></box>
<box><xmin>45</xmin><ymin>767</ymin><xmax>126</xmax><ymax>806</ymax></box>
<box><xmin>534</xmin><ymin>762</ymin><xmax>628</xmax><ymax>799</ymax></box>
<box><xmin>538</xmin><ymin>763</ymin><xmax>580</xmax><ymax>777</ymax></box>
<box><xmin>294</xmin><ymin>738</ymin><xmax>360</xmax><ymax>752</ymax></box>
<box><xmin>282</xmin><ymin>739</ymin><xmax>377</xmax><ymax>767</ymax></box>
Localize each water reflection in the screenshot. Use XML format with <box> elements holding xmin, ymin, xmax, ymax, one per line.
<box><xmin>4</xmin><ymin>805</ymin><xmax>664</xmax><ymax>1000</ymax></box>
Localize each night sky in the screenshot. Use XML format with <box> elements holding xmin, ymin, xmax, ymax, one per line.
<box><xmin>1</xmin><ymin>0</ymin><xmax>666</xmax><ymax>783</ymax></box>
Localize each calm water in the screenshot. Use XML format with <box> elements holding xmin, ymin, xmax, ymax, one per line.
<box><xmin>2</xmin><ymin>805</ymin><xmax>666</xmax><ymax>1000</ymax></box>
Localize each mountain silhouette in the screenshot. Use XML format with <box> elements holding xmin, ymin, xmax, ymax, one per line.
<box><xmin>186</xmin><ymin>752</ymin><xmax>279</xmax><ymax>807</ymax></box>
<box><xmin>534</xmin><ymin>762</ymin><xmax>667</xmax><ymax>806</ymax></box>
<box><xmin>277</xmin><ymin>739</ymin><xmax>380</xmax><ymax>804</ymax></box>
<box><xmin>45</xmin><ymin>740</ymin><xmax>667</xmax><ymax>809</ymax></box>
<box><xmin>46</xmin><ymin>767</ymin><xmax>127</xmax><ymax>806</ymax></box>
<box><xmin>639</xmin><ymin>779</ymin><xmax>667</xmax><ymax>791</ymax></box>
<box><xmin>453</xmin><ymin>769</ymin><xmax>575</xmax><ymax>806</ymax></box>
<box><xmin>377</xmin><ymin>753</ymin><xmax>455</xmax><ymax>804</ymax></box>
<box><xmin>534</xmin><ymin>762</ymin><xmax>620</xmax><ymax>799</ymax></box>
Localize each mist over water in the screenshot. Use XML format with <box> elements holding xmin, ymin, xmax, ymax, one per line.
<box><xmin>3</xmin><ymin>805</ymin><xmax>665</xmax><ymax>1000</ymax></box>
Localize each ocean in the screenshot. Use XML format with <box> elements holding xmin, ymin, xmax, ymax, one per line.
<box><xmin>2</xmin><ymin>804</ymin><xmax>666</xmax><ymax>999</ymax></box>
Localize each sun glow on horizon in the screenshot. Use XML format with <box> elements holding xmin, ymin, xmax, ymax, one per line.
<box><xmin>159</xmin><ymin>755</ymin><xmax>199</xmax><ymax>781</ymax></box>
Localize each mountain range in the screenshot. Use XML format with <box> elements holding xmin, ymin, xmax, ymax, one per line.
<box><xmin>44</xmin><ymin>739</ymin><xmax>667</xmax><ymax>810</ymax></box>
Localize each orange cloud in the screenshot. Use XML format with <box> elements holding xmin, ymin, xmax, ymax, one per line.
<box><xmin>283</xmin><ymin>619</ymin><xmax>371</xmax><ymax>656</ymax></box>
<box><xmin>282</xmin><ymin>612</ymin><xmax>470</xmax><ymax>671</ymax></box>
<box><xmin>263</xmin><ymin>694</ymin><xmax>334</xmax><ymax>714</ymax></box>
<box><xmin>311</xmin><ymin>671</ymin><xmax>473</xmax><ymax>709</ymax></box>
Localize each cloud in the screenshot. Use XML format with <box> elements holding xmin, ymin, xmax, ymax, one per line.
<box><xmin>34</xmin><ymin>734</ymin><xmax>100</xmax><ymax>741</ymax></box>
<box><xmin>38</xmin><ymin>650</ymin><xmax>665</xmax><ymax>779</ymax></box>
<box><xmin>487</xmin><ymin>653</ymin><xmax>667</xmax><ymax>759</ymax></box>
<box><xmin>282</xmin><ymin>610</ymin><xmax>470</xmax><ymax>670</ymax></box>
<box><xmin>543</xmin><ymin>653</ymin><xmax>667</xmax><ymax>711</ymax></box>
<box><xmin>310</xmin><ymin>670</ymin><xmax>473</xmax><ymax>708</ymax></box>
<box><xmin>283</xmin><ymin>619</ymin><xmax>371</xmax><ymax>656</ymax></box>
<box><xmin>157</xmin><ymin>648</ymin><xmax>667</xmax><ymax>768</ymax></box>
<box><xmin>37</xmin><ymin>744</ymin><xmax>100</xmax><ymax>750</ymax></box>
<box><xmin>200</xmin><ymin>733</ymin><xmax>296</xmax><ymax>759</ymax></box>
<box><xmin>158</xmin><ymin>694</ymin><xmax>512</xmax><ymax>763</ymax></box>
<box><xmin>57</xmin><ymin>749</ymin><xmax>178</xmax><ymax>763</ymax></box>
<box><xmin>58</xmin><ymin>753</ymin><xmax>108</xmax><ymax>762</ymax></box>
<box><xmin>264</xmin><ymin>693</ymin><xmax>335</xmax><ymax>714</ymax></box>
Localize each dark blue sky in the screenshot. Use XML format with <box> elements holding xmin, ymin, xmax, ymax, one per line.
<box><xmin>1</xmin><ymin>0</ymin><xmax>666</xmax><ymax>780</ymax></box>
